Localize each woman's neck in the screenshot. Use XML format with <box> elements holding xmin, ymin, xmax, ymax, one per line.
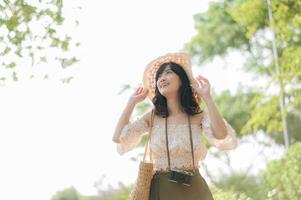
<box><xmin>166</xmin><ymin>97</ymin><xmax>184</xmax><ymax>116</ymax></box>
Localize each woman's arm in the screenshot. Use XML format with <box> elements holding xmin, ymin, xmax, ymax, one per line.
<box><xmin>192</xmin><ymin>75</ymin><xmax>227</xmax><ymax>140</ymax></box>
<box><xmin>203</xmin><ymin>95</ymin><xmax>227</xmax><ymax>140</ymax></box>
<box><xmin>112</xmin><ymin>87</ymin><xmax>149</xmax><ymax>143</ymax></box>
<box><xmin>112</xmin><ymin>100</ymin><xmax>136</xmax><ymax>143</ymax></box>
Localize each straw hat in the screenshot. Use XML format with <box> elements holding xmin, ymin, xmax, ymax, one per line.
<box><xmin>142</xmin><ymin>52</ymin><xmax>201</xmax><ymax>101</ymax></box>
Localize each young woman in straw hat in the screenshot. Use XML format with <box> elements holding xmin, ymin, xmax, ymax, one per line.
<box><xmin>112</xmin><ymin>52</ymin><xmax>237</xmax><ymax>200</ymax></box>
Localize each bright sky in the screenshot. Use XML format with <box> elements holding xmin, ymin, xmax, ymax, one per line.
<box><xmin>0</xmin><ymin>1</ymin><xmax>284</xmax><ymax>200</ymax></box>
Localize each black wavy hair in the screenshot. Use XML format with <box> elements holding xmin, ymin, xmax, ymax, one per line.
<box><xmin>152</xmin><ymin>62</ymin><xmax>203</xmax><ymax>118</ymax></box>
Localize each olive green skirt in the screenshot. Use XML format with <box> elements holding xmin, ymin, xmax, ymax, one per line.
<box><xmin>149</xmin><ymin>169</ymin><xmax>214</xmax><ymax>200</ymax></box>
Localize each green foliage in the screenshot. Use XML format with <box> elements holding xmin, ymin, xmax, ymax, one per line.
<box><xmin>270</xmin><ymin>113</ymin><xmax>301</xmax><ymax>144</ymax></box>
<box><xmin>261</xmin><ymin>142</ymin><xmax>301</xmax><ymax>200</ymax></box>
<box><xmin>52</xmin><ymin>183</ymin><xmax>132</xmax><ymax>200</ymax></box>
<box><xmin>211</xmin><ymin>186</ymin><xmax>250</xmax><ymax>200</ymax></box>
<box><xmin>0</xmin><ymin>0</ymin><xmax>80</xmax><ymax>82</ymax></box>
<box><xmin>271</xmin><ymin>0</ymin><xmax>301</xmax><ymax>45</ymax></box>
<box><xmin>214</xmin><ymin>172</ymin><xmax>263</xmax><ymax>200</ymax></box>
<box><xmin>96</xmin><ymin>183</ymin><xmax>132</xmax><ymax>200</ymax></box>
<box><xmin>187</xmin><ymin>0</ymin><xmax>301</xmax><ymax>145</ymax></box>
<box><xmin>185</xmin><ymin>0</ymin><xmax>249</xmax><ymax>64</ymax></box>
<box><xmin>213</xmin><ymin>88</ymin><xmax>255</xmax><ymax>135</ymax></box>
<box><xmin>114</xmin><ymin>184</ymin><xmax>132</xmax><ymax>200</ymax></box>
<box><xmin>280</xmin><ymin>46</ymin><xmax>301</xmax><ymax>82</ymax></box>
<box><xmin>241</xmin><ymin>94</ymin><xmax>282</xmax><ymax>135</ymax></box>
<box><xmin>57</xmin><ymin>57</ymin><xmax>79</xmax><ymax>69</ymax></box>
<box><xmin>230</xmin><ymin>0</ymin><xmax>267</xmax><ymax>39</ymax></box>
<box><xmin>208</xmin><ymin>143</ymin><xmax>301</xmax><ymax>200</ymax></box>
<box><xmin>51</xmin><ymin>187</ymin><xmax>80</xmax><ymax>200</ymax></box>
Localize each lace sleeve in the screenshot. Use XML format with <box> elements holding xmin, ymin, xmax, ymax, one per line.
<box><xmin>202</xmin><ymin>110</ymin><xmax>237</xmax><ymax>150</ymax></box>
<box><xmin>117</xmin><ymin>111</ymin><xmax>151</xmax><ymax>155</ymax></box>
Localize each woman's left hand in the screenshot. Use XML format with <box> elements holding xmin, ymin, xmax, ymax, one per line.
<box><xmin>192</xmin><ymin>75</ymin><xmax>211</xmax><ymax>99</ymax></box>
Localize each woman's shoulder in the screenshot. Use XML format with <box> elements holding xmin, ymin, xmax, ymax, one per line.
<box><xmin>140</xmin><ymin>109</ymin><xmax>155</xmax><ymax>127</ymax></box>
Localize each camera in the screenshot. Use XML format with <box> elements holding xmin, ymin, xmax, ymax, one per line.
<box><xmin>168</xmin><ymin>169</ymin><xmax>194</xmax><ymax>186</ymax></box>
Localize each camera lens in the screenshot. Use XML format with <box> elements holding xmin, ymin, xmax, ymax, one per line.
<box><xmin>179</xmin><ymin>174</ymin><xmax>185</xmax><ymax>182</ymax></box>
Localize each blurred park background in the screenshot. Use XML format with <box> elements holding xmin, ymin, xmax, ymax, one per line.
<box><xmin>0</xmin><ymin>0</ymin><xmax>300</xmax><ymax>200</ymax></box>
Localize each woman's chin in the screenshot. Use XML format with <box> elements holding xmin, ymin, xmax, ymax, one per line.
<box><xmin>159</xmin><ymin>89</ymin><xmax>168</xmax><ymax>95</ymax></box>
<box><xmin>159</xmin><ymin>90</ymin><xmax>173</xmax><ymax>98</ymax></box>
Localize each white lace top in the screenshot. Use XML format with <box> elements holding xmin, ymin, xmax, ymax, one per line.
<box><xmin>117</xmin><ymin>109</ymin><xmax>237</xmax><ymax>171</ymax></box>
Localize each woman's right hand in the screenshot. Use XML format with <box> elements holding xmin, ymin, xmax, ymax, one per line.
<box><xmin>113</xmin><ymin>87</ymin><xmax>149</xmax><ymax>144</ymax></box>
<box><xmin>128</xmin><ymin>87</ymin><xmax>149</xmax><ymax>105</ymax></box>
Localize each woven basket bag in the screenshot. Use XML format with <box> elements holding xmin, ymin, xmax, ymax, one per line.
<box><xmin>130</xmin><ymin>109</ymin><xmax>155</xmax><ymax>200</ymax></box>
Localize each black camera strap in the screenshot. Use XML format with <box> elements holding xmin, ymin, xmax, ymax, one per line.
<box><xmin>165</xmin><ymin>114</ymin><xmax>195</xmax><ymax>172</ymax></box>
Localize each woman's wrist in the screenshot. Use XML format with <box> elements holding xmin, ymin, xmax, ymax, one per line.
<box><xmin>202</xmin><ymin>94</ymin><xmax>213</xmax><ymax>103</ymax></box>
<box><xmin>127</xmin><ymin>99</ymin><xmax>137</xmax><ymax>108</ymax></box>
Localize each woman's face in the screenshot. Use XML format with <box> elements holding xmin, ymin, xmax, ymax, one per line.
<box><xmin>156</xmin><ymin>65</ymin><xmax>182</xmax><ymax>97</ymax></box>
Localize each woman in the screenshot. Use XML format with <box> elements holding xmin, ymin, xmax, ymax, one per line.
<box><xmin>112</xmin><ymin>52</ymin><xmax>237</xmax><ymax>200</ymax></box>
